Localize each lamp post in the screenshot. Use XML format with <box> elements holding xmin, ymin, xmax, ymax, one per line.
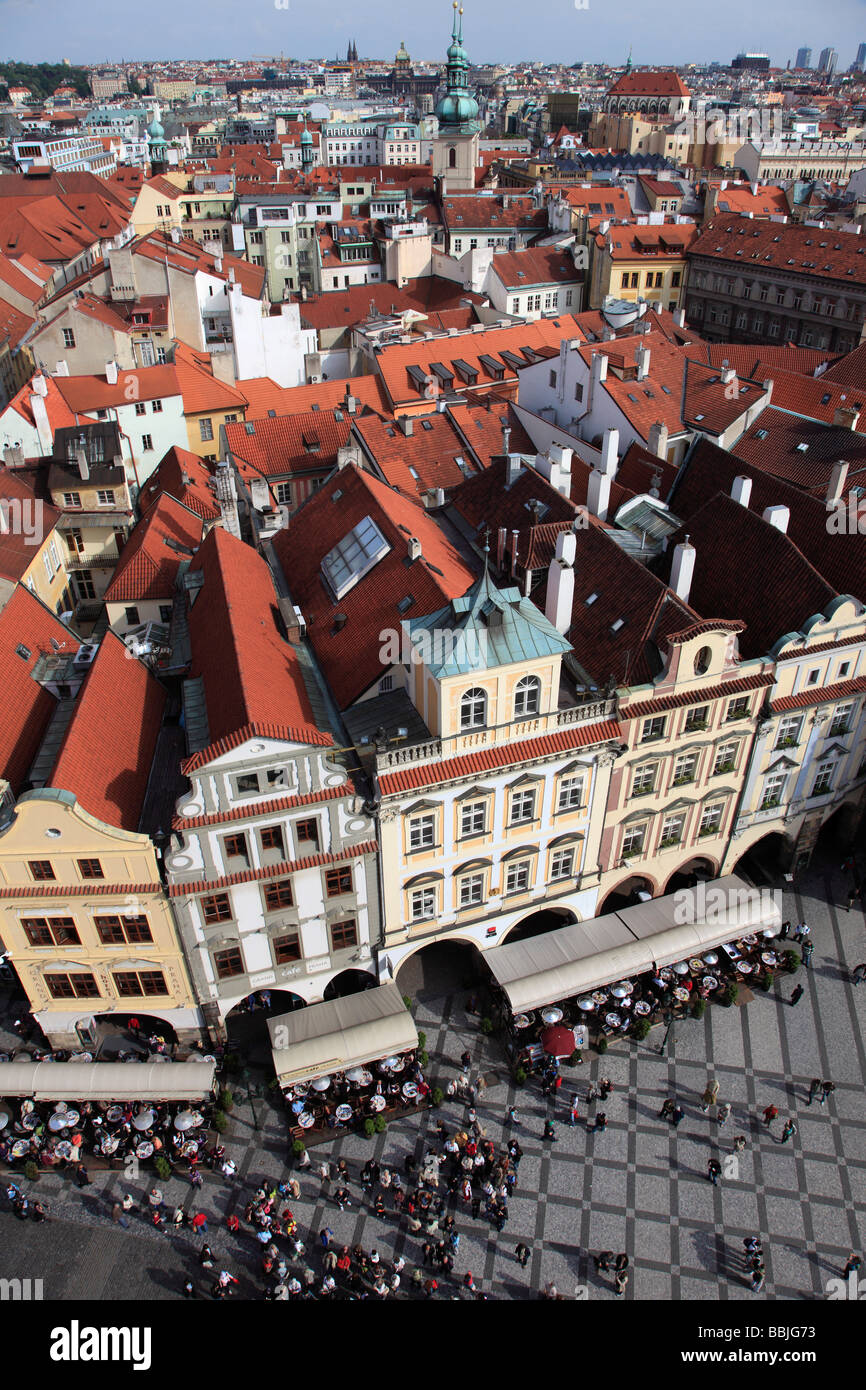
<box><xmin>241</xmin><ymin>1067</ymin><xmax>261</xmax><ymax>1132</ymax></box>
<box><xmin>659</xmin><ymin>1008</ymin><xmax>675</xmax><ymax>1056</ymax></box>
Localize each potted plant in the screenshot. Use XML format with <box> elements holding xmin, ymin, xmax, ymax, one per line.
<box><xmin>596</xmin><ymin>1036</ymin><xmax>608</xmax><ymax>1054</ymax></box>
<box><xmin>374</xmin><ymin>1114</ymin><xmax>387</xmax><ymax>1134</ymax></box>
<box><xmin>416</xmin><ymin>1031</ymin><xmax>426</xmax><ymax>1049</ymax></box>
<box><xmin>24</xmin><ymin>1160</ymin><xmax>39</xmax><ymax>1182</ymax></box>
<box><xmin>782</xmin><ymin>949</ymin><xmax>800</xmax><ymax>974</ymax></box>
<box><xmin>154</xmin><ymin>1155</ymin><xmax>172</xmax><ymax>1180</ymax></box>
<box><xmin>363</xmin><ymin>1117</ymin><xmax>376</xmax><ymax>1139</ymax></box>
<box><xmin>632</xmin><ymin>1018</ymin><xmax>651</xmax><ymax>1041</ymax></box>
<box><xmin>212</xmin><ymin>1110</ymin><xmax>229</xmax><ymax>1134</ymax></box>
<box><xmin>691</xmin><ymin>997</ymin><xmax>706</xmax><ymax>1019</ymax></box>
<box><xmin>431</xmin><ymin>1086</ymin><xmax>444</xmax><ymax>1108</ymax></box>
<box><xmin>514</xmin><ymin>1066</ymin><xmax>527</xmax><ymax>1086</ymax></box>
<box><xmin>402</xmin><ymin>995</ymin><xmax>413</xmax><ymax>1011</ymax></box>
<box><xmin>417</xmin><ymin>1049</ymin><xmax>429</xmax><ymax>1068</ymax></box>
<box><xmin>568</xmin><ymin>1049</ymin><xmax>583</xmax><ymax>1066</ymax></box>
<box><xmin>218</xmin><ymin>1088</ymin><xmax>234</xmax><ymax>1112</ymax></box>
<box><xmin>480</xmin><ymin>1016</ymin><xmax>494</xmax><ymax>1035</ymax></box>
<box><xmin>723</xmin><ymin>982</ymin><xmax>739</xmax><ymax>1007</ymax></box>
<box><xmin>291</xmin><ymin>1138</ymin><xmax>306</xmax><ymax>1160</ymax></box>
<box><xmin>761</xmin><ymin>972</ymin><xmax>774</xmax><ymax>992</ymax></box>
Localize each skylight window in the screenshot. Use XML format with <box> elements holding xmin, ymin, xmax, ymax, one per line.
<box><xmin>421</xmin><ymin>419</ymin><xmax>433</xmax><ymax>431</ymax></box>
<box><xmin>796</xmin><ymin>442</ymin><xmax>809</xmax><ymax>452</ymax></box>
<box><xmin>321</xmin><ymin>514</ymin><xmax>390</xmax><ymax>601</ymax></box>
<box><xmin>585</xmin><ymin>592</ymin><xmax>598</xmax><ymax>606</ymax></box>
<box><xmin>611</xmin><ymin>618</ymin><xmax>625</xmax><ymax>632</ymax></box>
<box><xmin>755</xmin><ymin>429</ymin><xmax>768</xmax><ymax>440</ymax></box>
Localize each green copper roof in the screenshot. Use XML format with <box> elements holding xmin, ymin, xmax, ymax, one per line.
<box><xmin>406</xmin><ymin>569</ymin><xmax>570</xmax><ymax>678</ymax></box>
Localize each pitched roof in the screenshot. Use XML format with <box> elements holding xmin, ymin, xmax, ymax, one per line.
<box><xmin>2</xmin><ymin>374</ymin><xmax>78</xmax><ymax>445</ymax></box>
<box><xmin>821</xmin><ymin>340</ymin><xmax>866</xmax><ymax>388</ymax></box>
<box><xmin>272</xmin><ymin>464</ymin><xmax>477</xmax><ymax>707</ymax></box>
<box><xmin>136</xmin><ymin>446</ymin><xmax>221</xmax><ymax>522</ymax></box>
<box><xmin>711</xmin><ymin>183</ymin><xmax>790</xmax><ymax>217</ymax></box>
<box><xmin>131</xmin><ymin>229</ymin><xmax>265</xmax><ymax>299</ymax></box>
<box><xmin>488</xmin><ymin>246</ymin><xmax>583</xmax><ymax>290</ymax></box>
<box><xmin>689</xmin><ymin>213</ymin><xmax>866</xmax><ymax>283</ymax></box>
<box><xmin>606</xmin><ymin>69</ymin><xmax>690</xmax><ymax>97</ymax></box>
<box><xmin>0</xmin><ymin>250</ymin><xmax>52</xmax><ymax>303</ymax></box>
<box><xmin>172</xmin><ymin>347</ymin><xmax>248</xmax><ymax>415</ymax></box>
<box><xmin>577</xmin><ymin>332</ymin><xmax>690</xmax><ymax>439</ymax></box>
<box><xmin>54</xmin><ymin>364</ymin><xmax>180</xmax><ymax>414</ymax></box>
<box><xmin>184</xmin><ymin>527</ymin><xmax>331</xmax><ymax>762</ymax></box>
<box><xmin>0</xmin><ymin>585</ymin><xmax>81</xmax><ymax>794</ymax></box>
<box><xmin>225</xmin><ymin>408</ymin><xmax>353</xmax><ymax>480</ymax></box>
<box><xmin>597</xmin><ymin>222</ymin><xmax>697</xmax><ymax>259</ymax></box>
<box><xmin>236</xmin><ymin>374</ymin><xmax>390</xmax><ymax>417</ymax></box>
<box><xmin>352</xmin><ymin>410</ymin><xmax>477</xmax><ymax>500</ymax></box>
<box><xmin>690</xmin><ymin>342</ymin><xmax>835</xmax><ymax>378</ymax></box>
<box><xmin>49</xmin><ymin>630</ymin><xmax>166</xmax><ymax>832</ymax></box>
<box><xmin>294</xmin><ymin>276</ymin><xmax>483</xmax><ymax>332</ymax></box>
<box><xmin>450</xmin><ymin>453</ymin><xmax>580</xmax><ymax>539</ymax></box>
<box><xmin>665</xmin><ymin>492</ymin><xmax>839</xmax><ymax>658</ymax></box>
<box><xmin>104</xmin><ymin>493</ymin><xmax>204</xmax><ymax>604</ymax></box>
<box><xmin>0</xmin><ymin>473</ymin><xmax>61</xmax><ymax>582</ymax></box>
<box><xmin>440</xmin><ymin>194</ymin><xmax>548</xmax><ymax>232</ymax></box>
<box><xmin>731</xmin><ymin>407</ymin><xmax>866</xmax><ymax>496</ymax></box>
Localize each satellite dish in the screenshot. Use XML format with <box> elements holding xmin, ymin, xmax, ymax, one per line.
<box><xmin>50</xmin><ymin>637</ymin><xmax>65</xmax><ymax>652</ymax></box>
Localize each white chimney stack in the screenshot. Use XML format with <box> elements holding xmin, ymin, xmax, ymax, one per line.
<box><xmin>673</xmin><ymin>308</ymin><xmax>686</xmax><ymax>326</ymax></box>
<box><xmin>599</xmin><ymin>427</ymin><xmax>619</xmax><ymax>477</ymax></box>
<box><xmin>587</xmin><ymin>467</ymin><xmax>611</xmax><ymax>521</ymax></box>
<box><xmin>506</xmin><ymin>453</ymin><xmax>522</xmax><ymax>488</ymax></box>
<box><xmin>408</xmin><ymin>536</ymin><xmax>422</xmax><ymax>561</ymax></box>
<box><xmin>105</xmin><ymin>361</ymin><xmax>119</xmax><ymax>385</ymax></box>
<box><xmin>636</xmin><ymin>344</ymin><xmax>651</xmax><ymax>380</ymax></box>
<box><xmin>646</xmin><ymin>421</ymin><xmax>668</xmax><ymax>460</ymax></box>
<box><xmin>826</xmin><ymin>461</ymin><xmax>849</xmax><ymax>508</ymax></box>
<box><xmin>29</xmin><ymin>390</ymin><xmax>53</xmax><ymax>456</ymax></box>
<box><xmin>670</xmin><ymin>536</ymin><xmax>696</xmax><ymax>603</ymax></box>
<box><xmin>545</xmin><ymin>529</ymin><xmax>576</xmax><ymax>635</ymax></box>
<box><xmin>497</xmin><ymin>526</ymin><xmax>507</xmax><ymax>570</ymax></box>
<box><xmin>730</xmin><ymin>475</ymin><xmax>752</xmax><ymax>508</ymax></box>
<box><xmin>762</xmin><ymin>505</ymin><xmax>790</xmax><ymax>534</ymax></box>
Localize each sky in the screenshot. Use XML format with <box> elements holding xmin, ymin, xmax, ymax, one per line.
<box><xmin>2</xmin><ymin>0</ymin><xmax>866</xmax><ymax>70</ymax></box>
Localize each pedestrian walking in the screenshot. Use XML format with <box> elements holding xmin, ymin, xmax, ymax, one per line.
<box><xmin>543</xmin><ymin>1119</ymin><xmax>557</xmax><ymax>1141</ymax></box>
<box><xmin>794</xmin><ymin>922</ymin><xmax>810</xmax><ymax>944</ymax></box>
<box><xmin>190</xmin><ymin>1211</ymin><xmax>208</xmax><ymax>1235</ymax></box>
<box><xmin>591</xmin><ymin>1112</ymin><xmax>607</xmax><ymax>1134</ymax></box>
<box><xmin>594</xmin><ymin>1251</ymin><xmax>614</xmax><ymax>1272</ymax></box>
<box><xmin>806</xmin><ymin>1078</ymin><xmax>822</xmax><ymax>1106</ymax></box>
<box><xmin>762</xmin><ymin>1104</ymin><xmax>779</xmax><ymax>1126</ymax></box>
<box><xmin>733</xmin><ymin>1135</ymin><xmax>747</xmax><ymax>1153</ymax></box>
<box><xmin>463</xmin><ymin>1271</ymin><xmax>476</xmax><ymax>1292</ymax></box>
<box><xmin>569</xmin><ymin>1095</ymin><xmax>580</xmax><ymax>1126</ymax></box>
<box><xmin>614</xmin><ymin>1269</ymin><xmax>629</xmax><ymax>1297</ymax></box>
<box><xmin>586</xmin><ymin>1083</ymin><xmax>600</xmax><ymax>1105</ymax></box>
<box><xmin>320</xmin><ymin>1227</ymin><xmax>333</xmax><ymax>1248</ymax></box>
<box><xmin>460</xmin><ymin>1050</ymin><xmax>471</xmax><ymax>1074</ymax></box>
<box><xmin>183</xmin><ymin>1279</ymin><xmax>195</xmax><ymax>1299</ymax></box>
<box><xmin>850</xmin><ymin>963</ymin><xmax>866</xmax><ymax>985</ymax></box>
<box><xmin>671</xmin><ymin>1105</ymin><xmax>685</xmax><ymax>1128</ymax></box>
<box><xmin>598</xmin><ymin>1078</ymin><xmax>613</xmax><ymax>1100</ymax></box>
<box><xmin>789</xmin><ymin>984</ymin><xmax>805</xmax><ymax>1006</ymax></box>
<box><xmin>843</xmin><ymin>1253</ymin><xmax>862</xmax><ymax>1278</ymax></box>
<box><xmin>717</xmin><ymin>1102</ymin><xmax>731</xmax><ymax>1126</ymax></box>
<box><xmin>779</xmin><ymin>920</ymin><xmax>791</xmax><ymax>940</ymax></box>
<box><xmin>845</xmin><ymin>886</ymin><xmax>858</xmax><ymax>911</ymax></box>
<box><xmin>515</xmin><ymin>1242</ymin><xmax>530</xmax><ymax>1268</ymax></box>
<box><xmin>750</xmin><ymin>1269</ymin><xmax>765</xmax><ymax>1293</ymax></box>
<box><xmin>802</xmin><ymin>941</ymin><xmax>814</xmax><ymax>969</ymax></box>
<box><xmin>700</xmin><ymin>1080</ymin><xmax>720</xmax><ymax>1113</ymax></box>
<box><xmin>707</xmin><ymin>1159</ymin><xmax>722</xmax><ymax>1186</ymax></box>
<box><xmin>779</xmin><ymin>1119</ymin><xmax>797</xmax><ymax>1144</ymax></box>
<box><xmin>658</xmin><ymin>1099</ymin><xmax>675</xmax><ymax>1121</ymax></box>
<box><xmin>820</xmin><ymin>1080</ymin><xmax>836</xmax><ymax>1106</ymax></box>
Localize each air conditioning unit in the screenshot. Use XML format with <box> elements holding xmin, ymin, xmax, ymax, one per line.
<box><xmin>74</xmin><ymin>643</ymin><xmax>98</xmax><ymax>666</ymax></box>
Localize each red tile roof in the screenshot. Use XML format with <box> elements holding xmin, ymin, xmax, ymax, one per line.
<box><xmin>132</xmin><ymin>230</ymin><xmax>265</xmax><ymax>300</ymax></box>
<box><xmin>622</xmin><ymin>672</ymin><xmax>773</xmax><ymax>722</ymax></box>
<box><xmin>710</xmin><ymin>183</ymin><xmax>790</xmax><ymax>217</ymax></box>
<box><xmin>597</xmin><ymin>222</ymin><xmax>697</xmax><ymax>260</ymax></box>
<box><xmin>769</xmin><ymin>675</ymin><xmax>866</xmax><ymax>713</ymax></box>
<box><xmin>50</xmin><ymin>630</ymin><xmax>167</xmax><ymax>832</ymax></box>
<box><xmin>352</xmin><ymin>410</ymin><xmax>476</xmax><ymax>500</ymax></box>
<box><xmin>172</xmin><ymin>781</ymin><xmax>349</xmax><ymax>830</ymax></box>
<box><xmin>447</xmin><ymin>399</ymin><xmax>536</xmax><ymax>469</ymax></box>
<box><xmin>450</xmin><ymin>453</ymin><xmax>580</xmax><ymax>540</ymax></box>
<box><xmin>225</xmin><ymin>408</ymin><xmax>352</xmax><ymax>480</ymax></box>
<box><xmin>821</xmin><ymin>340</ymin><xmax>866</xmax><ymax>388</ymax></box>
<box><xmin>691</xmin><ymin>342</ymin><xmax>835</xmax><ymax>378</ymax></box>
<box><xmin>489</xmin><ymin>246</ymin><xmax>583</xmax><ymax>291</ymax></box>
<box><xmin>104</xmin><ymin>493</ymin><xmax>204</xmax><ymax>604</ymax></box>
<box><xmin>0</xmin><ymin>585</ymin><xmax>81</xmax><ymax>794</ymax></box>
<box><xmin>578</xmin><ymin>332</ymin><xmax>690</xmax><ymax>440</ymax></box>
<box><xmin>0</xmin><ymin>473</ymin><xmax>61</xmax><ymax>582</ymax></box>
<box><xmin>639</xmin><ymin>179</ymin><xmax>685</xmax><ymax>199</ymax></box>
<box><xmin>272</xmin><ymin>464</ymin><xmax>477</xmax><ymax>707</ymax></box>
<box><xmin>606</xmin><ymin>70</ymin><xmax>690</xmax><ymax>98</ymax></box>
<box><xmin>378</xmin><ymin>720</ymin><xmax>622</xmax><ymax>796</ymax></box>
<box><xmin>54</xmin><ymin>364</ymin><xmax>180</xmax><ymax>414</ymax></box>
<box><xmin>440</xmin><ymin>194</ymin><xmax>548</xmax><ymax>232</ymax></box>
<box><xmin>689</xmin><ymin>213</ymin><xmax>866</xmax><ymax>284</ymax></box>
<box><xmin>3</xmin><ymin>374</ymin><xmax>78</xmax><ymax>447</ymax></box>
<box><xmin>137</xmin><ymin>446</ymin><xmax>221</xmax><ymax>522</ymax></box>
<box><xmin>732</xmin><ymin>407</ymin><xmax>866</xmax><ymax>495</ymax></box>
<box><xmin>0</xmin><ymin>250</ymin><xmax>52</xmax><ymax>304</ymax></box>
<box><xmin>183</xmin><ymin>527</ymin><xmax>332</xmax><ymax>765</ymax></box>
<box><xmin>236</xmin><ymin>374</ymin><xmax>390</xmax><ymax>417</ymax></box>
<box><xmin>294</xmin><ymin>277</ymin><xmax>483</xmax><ymax>332</ymax></box>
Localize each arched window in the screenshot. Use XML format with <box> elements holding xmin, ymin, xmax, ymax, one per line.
<box><xmin>448</xmin><ymin>146</ymin><xmax>457</xmax><ymax>169</ymax></box>
<box><xmin>460</xmin><ymin>687</ymin><xmax>486</xmax><ymax>730</ymax></box>
<box><xmin>514</xmin><ymin>675</ymin><xmax>541</xmax><ymax>718</ymax></box>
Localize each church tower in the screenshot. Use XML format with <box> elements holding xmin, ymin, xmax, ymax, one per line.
<box><xmin>432</xmin><ymin>3</ymin><xmax>480</xmax><ymax>194</ymax></box>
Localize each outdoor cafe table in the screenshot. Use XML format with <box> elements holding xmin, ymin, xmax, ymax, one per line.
<box><xmin>673</xmin><ymin>987</ymin><xmax>691</xmax><ymax>1002</ymax></box>
<box><xmin>703</xmin><ymin>975</ymin><xmax>719</xmax><ymax>990</ymax></box>
<box><xmin>605</xmin><ymin>1012</ymin><xmax>622</xmax><ymax>1027</ymax></box>
<box><xmin>513</xmin><ymin>1015</ymin><xmax>533</xmax><ymax>1029</ymax></box>
<box><xmin>11</xmin><ymin>1140</ymin><xmax>30</xmax><ymax>1158</ymax></box>
<box><xmin>135</xmin><ymin>1142</ymin><xmax>154</xmax><ymax>1159</ymax></box>
<box><xmin>48</xmin><ymin>1113</ymin><xmax>72</xmax><ymax>1132</ymax></box>
<box><xmin>762</xmin><ymin>952</ymin><xmax>779</xmax><ymax>966</ymax></box>
<box><xmin>634</xmin><ymin>1001</ymin><xmax>652</xmax><ymax>1016</ymax></box>
<box><xmin>736</xmin><ymin>961</ymin><xmax>753</xmax><ymax>974</ymax></box>
<box><xmin>297</xmin><ymin>1112</ymin><xmax>315</xmax><ymax>1128</ymax></box>
<box><xmin>402</xmin><ymin>1083</ymin><xmax>418</xmax><ymax>1100</ymax></box>
<box><xmin>335</xmin><ymin>1104</ymin><xmax>353</xmax><ymax>1122</ymax></box>
<box><xmin>21</xmin><ymin>1113</ymin><xmax>39</xmax><ymax>1131</ymax></box>
<box><xmin>541</xmin><ymin>1007</ymin><xmax>563</xmax><ymax>1024</ymax></box>
<box><xmin>369</xmin><ymin>1095</ymin><xmax>386</xmax><ymax>1112</ymax></box>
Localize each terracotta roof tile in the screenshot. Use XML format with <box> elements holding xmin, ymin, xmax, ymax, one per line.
<box><xmin>690</xmin><ymin>213</ymin><xmax>866</xmax><ymax>284</ymax></box>
<box><xmin>168</xmin><ymin>838</ymin><xmax>376</xmax><ymax>896</ymax></box>
<box><xmin>0</xmin><ymin>585</ymin><xmax>81</xmax><ymax>793</ymax></box>
<box><xmin>769</xmin><ymin>675</ymin><xmax>866</xmax><ymax>713</ymax></box>
<box><xmin>104</xmin><ymin>493</ymin><xmax>204</xmax><ymax>604</ymax></box>
<box><xmin>225</xmin><ymin>408</ymin><xmax>352</xmax><ymax>480</ymax></box>
<box><xmin>137</xmin><ymin>446</ymin><xmax>221</xmax><ymax>522</ymax></box>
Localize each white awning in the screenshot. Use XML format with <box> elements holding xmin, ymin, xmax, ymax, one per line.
<box><xmin>486</xmin><ymin>875</ymin><xmax>781</xmax><ymax>1014</ymax></box>
<box><xmin>268</xmin><ymin>981</ymin><xmax>419</xmax><ymax>1085</ymax></box>
<box><xmin>0</xmin><ymin>1060</ymin><xmax>217</xmax><ymax>1102</ymax></box>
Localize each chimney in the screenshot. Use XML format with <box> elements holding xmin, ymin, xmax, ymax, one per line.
<box><xmin>171</xmin><ymin>227</ymin><xmax>182</xmax><ymax>244</ymax></box>
<box><xmin>407</xmin><ymin>536</ymin><xmax>422</xmax><ymax>561</ymax></box>
<box><xmin>54</xmin><ymin>360</ymin><xmax>70</xmax><ymax>376</ymax></box>
<box><xmin>833</xmin><ymin>405</ymin><xmax>861</xmax><ymax>431</ymax></box>
<box><xmin>214</xmin><ymin>255</ymin><xmax>223</xmax><ymax>272</ymax></box>
<box><xmin>105</xmin><ymin>361</ymin><xmax>118</xmax><ymax>385</ymax></box>
<box><xmin>75</xmin><ymin>447</ymin><xmax>90</xmax><ymax>481</ymax></box>
<box><xmin>587</xmin><ymin>467</ymin><xmax>611</xmax><ymax>521</ymax></box>
<box><xmin>720</xmin><ymin>365</ymin><xmax>736</xmax><ymax>385</ymax></box>
<box><xmin>826</xmin><ymin>460</ymin><xmax>849</xmax><ymax>507</ymax></box>
<box><xmin>31</xmin><ymin>374</ymin><xmax>48</xmax><ymax>398</ymax></box>
<box><xmin>510</xmin><ymin>529</ymin><xmax>519</xmax><ymax>576</ymax></box>
<box><xmin>673</xmin><ymin>308</ymin><xmax>686</xmax><ymax>326</ymax></box>
<box><xmin>3</xmin><ymin>446</ymin><xmax>25</xmax><ymax>469</ymax></box>
<box><xmin>431</xmin><ymin>487</ymin><xmax>446</xmax><ymax>507</ymax></box>
<box><xmin>545</xmin><ymin>529</ymin><xmax>576</xmax><ymax>635</ymax></box>
<box><xmin>29</xmin><ymin>390</ymin><xmax>53</xmax><ymax>456</ymax></box>
<box><xmin>762</xmin><ymin>378</ymin><xmax>774</xmax><ymax>404</ymax></box>
<box><xmin>400</xmin><ymin>415</ymin><xmax>413</xmax><ymax>437</ymax></box>
<box><xmin>636</xmin><ymin>344</ymin><xmax>651</xmax><ymax>381</ymax></box>
<box><xmin>0</xmin><ymin>506</ymin><xmax>8</xmax><ymax>534</ymax></box>
<box><xmin>762</xmin><ymin>504</ymin><xmax>790</xmax><ymax>534</ymax></box>
<box><xmin>670</xmin><ymin>536</ymin><xmax>696</xmax><ymax>603</ymax></box>
<box><xmin>497</xmin><ymin>526</ymin><xmax>507</xmax><ymax>570</ymax></box>
<box><xmin>751</xmin><ymin>181</ymin><xmax>758</xmax><ymax>196</ymax></box>
<box><xmin>730</xmin><ymin>475</ymin><xmax>752</xmax><ymax>508</ymax></box>
<box><xmin>506</xmin><ymin>453</ymin><xmax>522</xmax><ymax>488</ymax></box>
<box><xmin>345</xmin><ymin>394</ymin><xmax>357</xmax><ymax>415</ymax></box>
<box><xmin>646</xmin><ymin>421</ymin><xmax>668</xmax><ymax>460</ymax></box>
<box><xmin>599</xmin><ymin>426</ymin><xmax>619</xmax><ymax>477</ymax></box>
<box><xmin>590</xmin><ymin>352</ymin><xmax>608</xmax><ymax>409</ymax></box>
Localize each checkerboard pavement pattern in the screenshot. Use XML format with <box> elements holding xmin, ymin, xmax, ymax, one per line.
<box><xmin>1</xmin><ymin>860</ymin><xmax>864</xmax><ymax>1301</ymax></box>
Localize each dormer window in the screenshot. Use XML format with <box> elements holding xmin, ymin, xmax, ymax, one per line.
<box><xmin>514</xmin><ymin>674</ymin><xmax>540</xmax><ymax>718</ymax></box>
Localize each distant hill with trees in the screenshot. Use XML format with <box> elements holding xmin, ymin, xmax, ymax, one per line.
<box><xmin>0</xmin><ymin>63</ymin><xmax>91</xmax><ymax>101</ymax></box>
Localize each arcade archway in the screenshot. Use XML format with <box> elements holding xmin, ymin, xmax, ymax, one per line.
<box><xmin>395</xmin><ymin>938</ymin><xmax>485</xmax><ymax>1002</ymax></box>
<box><xmin>664</xmin><ymin>856</ymin><xmax>717</xmax><ymax>895</ymax></box>
<box><xmin>598</xmin><ymin>875</ymin><xmax>656</xmax><ymax>915</ymax></box>
<box><xmin>323</xmin><ymin>968</ymin><xmax>378</xmax><ymax>1001</ymax></box>
<box><xmin>499</xmin><ymin>905</ymin><xmax>579</xmax><ymax>945</ymax></box>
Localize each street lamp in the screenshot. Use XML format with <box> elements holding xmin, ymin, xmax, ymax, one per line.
<box><xmin>241</xmin><ymin>1067</ymin><xmax>261</xmax><ymax>1132</ymax></box>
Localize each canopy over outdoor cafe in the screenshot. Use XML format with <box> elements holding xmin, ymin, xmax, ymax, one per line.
<box><xmin>0</xmin><ymin>1060</ymin><xmax>217</xmax><ymax>1102</ymax></box>
<box><xmin>485</xmin><ymin>876</ymin><xmax>783</xmax><ymax>1063</ymax></box>
<box><xmin>268</xmin><ymin>982</ymin><xmax>424</xmax><ymax>1140</ymax></box>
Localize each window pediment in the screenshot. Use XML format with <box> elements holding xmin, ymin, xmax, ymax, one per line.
<box><xmin>404</xmin><ymin>870</ymin><xmax>444</xmax><ymax>889</ymax></box>
<box><xmin>766</xmin><ymin>754</ymin><xmax>799</xmax><ymax>772</ymax></box>
<box><xmin>548</xmin><ymin>831</ymin><xmax>585</xmax><ymax>848</ymax></box>
<box><xmin>501</xmin><ymin>844</ymin><xmax>540</xmax><ymax>862</ymax></box>
<box><xmin>454</xmin><ymin>785</ymin><xmax>495</xmax><ymax>802</ymax></box>
<box><xmin>405</xmin><ymin>798</ymin><xmax>441</xmax><ymax>815</ymax></box>
<box><xmin>454</xmin><ymin>858</ymin><xmax>492</xmax><ymax>875</ymax></box>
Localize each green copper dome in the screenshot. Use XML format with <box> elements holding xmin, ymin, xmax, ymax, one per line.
<box><xmin>148</xmin><ymin>115</ymin><xmax>165</xmax><ymax>140</ymax></box>
<box><xmin>436</xmin><ymin>92</ymin><xmax>479</xmax><ymax>125</ymax></box>
<box><xmin>300</xmin><ymin>125</ymin><xmax>312</xmax><ymax>144</ymax></box>
<box><xmin>436</xmin><ymin>2</ymin><xmax>479</xmax><ymax>130</ymax></box>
